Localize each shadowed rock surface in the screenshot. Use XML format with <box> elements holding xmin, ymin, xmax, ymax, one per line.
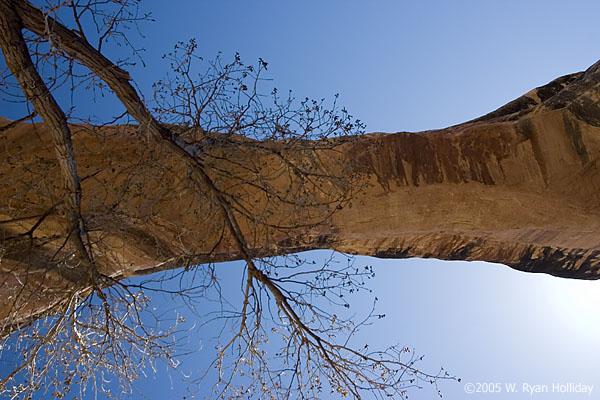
<box><xmin>2</xmin><ymin>59</ymin><xmax>600</xmax><ymax>327</ymax></box>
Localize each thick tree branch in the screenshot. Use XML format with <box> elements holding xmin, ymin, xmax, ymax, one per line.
<box><xmin>12</xmin><ymin>0</ymin><xmax>199</xmax><ymax>160</ymax></box>
<box><xmin>0</xmin><ymin>0</ymin><xmax>92</xmax><ymax>270</ymax></box>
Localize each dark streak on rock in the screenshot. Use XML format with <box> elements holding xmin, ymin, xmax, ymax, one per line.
<box><xmin>315</xmin><ymin>234</ymin><xmax>331</xmax><ymax>246</ymax></box>
<box><xmin>515</xmin><ymin>118</ymin><xmax>533</xmax><ymax>141</ymax></box>
<box><xmin>543</xmin><ymin>67</ymin><xmax>600</xmax><ymax>128</ymax></box>
<box><xmin>535</xmin><ymin>73</ymin><xmax>582</xmax><ymax>102</ymax></box>
<box><xmin>475</xmin><ymin>95</ymin><xmax>538</xmax><ymax>123</ymax></box>
<box><xmin>373</xmin><ymin>247</ymin><xmax>414</xmax><ymax>259</ymax></box>
<box><xmin>579</xmin><ymin>250</ymin><xmax>600</xmax><ymax>273</ymax></box>
<box><xmin>486</xmin><ymin>71</ymin><xmax>583</xmax><ymax>121</ymax></box>
<box><xmin>516</xmin><ymin>118</ymin><xmax>548</xmax><ymax>185</ymax></box>
<box><xmin>569</xmin><ymin>95</ymin><xmax>600</xmax><ymax>128</ymax></box>
<box><xmin>562</xmin><ymin>113</ymin><xmax>590</xmax><ymax>164</ymax></box>
<box><xmin>358</xmin><ymin>133</ymin><xmax>446</xmax><ymax>188</ymax></box>
<box><xmin>448</xmin><ymin>239</ymin><xmax>483</xmax><ymax>259</ymax></box>
<box><xmin>508</xmin><ymin>245</ymin><xmax>600</xmax><ymax>279</ymax></box>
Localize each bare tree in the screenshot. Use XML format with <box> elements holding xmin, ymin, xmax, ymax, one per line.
<box><xmin>0</xmin><ymin>1</ymin><xmax>455</xmax><ymax>398</ymax></box>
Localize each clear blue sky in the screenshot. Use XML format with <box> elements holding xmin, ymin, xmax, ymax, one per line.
<box><xmin>2</xmin><ymin>1</ymin><xmax>600</xmax><ymax>399</ymax></box>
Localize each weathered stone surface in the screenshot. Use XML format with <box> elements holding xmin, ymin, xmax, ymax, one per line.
<box><xmin>2</xmin><ymin>59</ymin><xmax>600</xmax><ymax>325</ymax></box>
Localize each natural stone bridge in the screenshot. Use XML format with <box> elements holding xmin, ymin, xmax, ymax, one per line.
<box><xmin>2</xmin><ymin>59</ymin><xmax>600</xmax><ymax>329</ymax></box>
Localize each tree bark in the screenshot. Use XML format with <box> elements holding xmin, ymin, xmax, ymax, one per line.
<box><xmin>0</xmin><ymin>0</ymin><xmax>91</xmax><ymax>270</ymax></box>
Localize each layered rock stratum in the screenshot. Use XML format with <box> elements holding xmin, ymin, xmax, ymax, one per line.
<box><xmin>2</xmin><ymin>59</ymin><xmax>600</xmax><ymax>327</ymax></box>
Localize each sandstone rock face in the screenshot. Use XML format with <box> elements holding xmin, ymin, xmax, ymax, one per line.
<box><xmin>2</xmin><ymin>60</ymin><xmax>600</xmax><ymax>325</ymax></box>
<box><xmin>334</xmin><ymin>60</ymin><xmax>600</xmax><ymax>279</ymax></box>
